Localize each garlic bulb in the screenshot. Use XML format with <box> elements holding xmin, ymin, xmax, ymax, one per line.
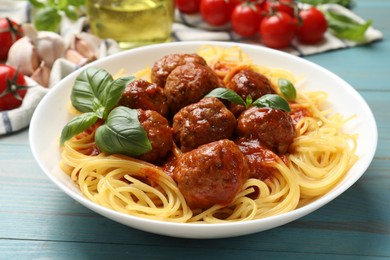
<box><xmin>6</xmin><ymin>36</ymin><xmax>40</xmax><ymax>76</ymax></box>
<box><xmin>21</xmin><ymin>23</ymin><xmax>66</xmax><ymax>69</ymax></box>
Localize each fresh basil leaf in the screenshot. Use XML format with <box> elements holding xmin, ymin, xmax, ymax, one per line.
<box><xmin>95</xmin><ymin>107</ymin><xmax>152</xmax><ymax>156</ymax></box>
<box><xmin>34</xmin><ymin>7</ymin><xmax>62</xmax><ymax>32</ymax></box>
<box><xmin>252</xmin><ymin>94</ymin><xmax>291</xmax><ymax>112</ymax></box>
<box><xmin>63</xmin><ymin>7</ymin><xmax>79</xmax><ymax>21</ymax></box>
<box><xmin>102</xmin><ymin>76</ymin><xmax>135</xmax><ymax>116</ymax></box>
<box><xmin>205</xmin><ymin>88</ymin><xmax>245</xmax><ymax>106</ymax></box>
<box><xmin>29</xmin><ymin>0</ymin><xmax>46</xmax><ymax>8</ymax></box>
<box><xmin>54</xmin><ymin>0</ymin><xmax>68</xmax><ymax>9</ymax></box>
<box><xmin>68</xmin><ymin>0</ymin><xmax>85</xmax><ymax>7</ymax></box>
<box><xmin>298</xmin><ymin>0</ymin><xmax>351</xmax><ymax>7</ymax></box>
<box><xmin>278</xmin><ymin>78</ymin><xmax>296</xmax><ymax>101</ymax></box>
<box><xmin>70</xmin><ymin>67</ymin><xmax>113</xmax><ymax>116</ymax></box>
<box><xmin>60</xmin><ymin>112</ymin><xmax>98</xmax><ymax>145</ymax></box>
<box><xmin>324</xmin><ymin>10</ymin><xmax>372</xmax><ymax>42</ymax></box>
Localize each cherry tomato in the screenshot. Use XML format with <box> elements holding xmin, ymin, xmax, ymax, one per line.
<box><xmin>0</xmin><ymin>65</ymin><xmax>28</xmax><ymax>111</ymax></box>
<box><xmin>231</xmin><ymin>3</ymin><xmax>263</xmax><ymax>37</ymax></box>
<box><xmin>260</xmin><ymin>11</ymin><xmax>297</xmax><ymax>49</ymax></box>
<box><xmin>200</xmin><ymin>0</ymin><xmax>232</xmax><ymax>26</ymax></box>
<box><xmin>176</xmin><ymin>0</ymin><xmax>201</xmax><ymax>14</ymax></box>
<box><xmin>297</xmin><ymin>7</ymin><xmax>328</xmax><ymax>44</ymax></box>
<box><xmin>0</xmin><ymin>17</ymin><xmax>24</xmax><ymax>61</ymax></box>
<box><xmin>231</xmin><ymin>0</ymin><xmax>267</xmax><ymax>9</ymax></box>
<box><xmin>264</xmin><ymin>0</ymin><xmax>295</xmax><ymax>17</ymax></box>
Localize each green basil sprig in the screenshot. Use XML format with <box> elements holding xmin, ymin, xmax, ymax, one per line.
<box><xmin>278</xmin><ymin>78</ymin><xmax>297</xmax><ymax>101</ymax></box>
<box><xmin>29</xmin><ymin>0</ymin><xmax>85</xmax><ymax>32</ymax></box>
<box><xmin>324</xmin><ymin>10</ymin><xmax>372</xmax><ymax>42</ymax></box>
<box><xmin>70</xmin><ymin>67</ymin><xmax>133</xmax><ymax>118</ymax></box>
<box><xmin>60</xmin><ymin>67</ymin><xmax>151</xmax><ymax>156</ymax></box>
<box><xmin>205</xmin><ymin>88</ymin><xmax>291</xmax><ymax>112</ymax></box>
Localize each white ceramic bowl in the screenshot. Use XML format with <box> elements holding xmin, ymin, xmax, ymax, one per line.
<box><xmin>29</xmin><ymin>41</ymin><xmax>377</xmax><ymax>239</ymax></box>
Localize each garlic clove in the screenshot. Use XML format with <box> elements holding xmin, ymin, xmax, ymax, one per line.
<box><xmin>31</xmin><ymin>62</ymin><xmax>51</xmax><ymax>88</ymax></box>
<box><xmin>22</xmin><ymin>23</ymin><xmax>39</xmax><ymax>42</ymax></box>
<box><xmin>75</xmin><ymin>32</ymin><xmax>102</xmax><ymax>59</ymax></box>
<box><xmin>74</xmin><ymin>36</ymin><xmax>96</xmax><ymax>61</ymax></box>
<box><xmin>6</xmin><ymin>36</ymin><xmax>40</xmax><ymax>76</ymax></box>
<box><xmin>64</xmin><ymin>49</ymin><xmax>89</xmax><ymax>66</ymax></box>
<box><xmin>35</xmin><ymin>31</ymin><xmax>66</xmax><ymax>69</ymax></box>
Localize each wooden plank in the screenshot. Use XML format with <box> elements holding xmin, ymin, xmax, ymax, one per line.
<box><xmin>0</xmin><ymin>240</ymin><xmax>386</xmax><ymax>260</ymax></box>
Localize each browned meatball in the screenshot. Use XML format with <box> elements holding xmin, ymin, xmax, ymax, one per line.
<box><xmin>151</xmin><ymin>53</ymin><xmax>207</xmax><ymax>87</ymax></box>
<box><xmin>235</xmin><ymin>137</ymin><xmax>279</xmax><ymax>181</ymax></box>
<box><xmin>237</xmin><ymin>107</ymin><xmax>295</xmax><ymax>154</ymax></box>
<box><xmin>118</xmin><ymin>79</ymin><xmax>169</xmax><ymax>117</ymax></box>
<box><xmin>172</xmin><ymin>97</ymin><xmax>236</xmax><ymax>152</ymax></box>
<box><xmin>136</xmin><ymin>109</ymin><xmax>173</xmax><ymax>164</ymax></box>
<box><xmin>227</xmin><ymin>69</ymin><xmax>275</xmax><ymax>117</ymax></box>
<box><xmin>227</xmin><ymin>69</ymin><xmax>275</xmax><ymax>99</ymax></box>
<box><xmin>164</xmin><ymin>63</ymin><xmax>222</xmax><ymax>114</ymax></box>
<box><xmin>173</xmin><ymin>139</ymin><xmax>249</xmax><ymax>209</ymax></box>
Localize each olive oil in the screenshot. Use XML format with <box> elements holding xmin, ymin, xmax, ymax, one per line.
<box><xmin>86</xmin><ymin>0</ymin><xmax>174</xmax><ymax>49</ymax></box>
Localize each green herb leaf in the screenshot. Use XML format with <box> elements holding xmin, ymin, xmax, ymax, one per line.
<box><xmin>70</xmin><ymin>67</ymin><xmax>114</xmax><ymax>116</ymax></box>
<box><xmin>95</xmin><ymin>107</ymin><xmax>152</xmax><ymax>156</ymax></box>
<box><xmin>68</xmin><ymin>0</ymin><xmax>85</xmax><ymax>7</ymax></box>
<box><xmin>29</xmin><ymin>0</ymin><xmax>85</xmax><ymax>31</ymax></box>
<box><xmin>29</xmin><ymin>0</ymin><xmax>46</xmax><ymax>8</ymax></box>
<box><xmin>102</xmin><ymin>76</ymin><xmax>135</xmax><ymax>116</ymax></box>
<box><xmin>60</xmin><ymin>112</ymin><xmax>98</xmax><ymax>145</ymax></box>
<box><xmin>34</xmin><ymin>7</ymin><xmax>62</xmax><ymax>32</ymax></box>
<box><xmin>298</xmin><ymin>0</ymin><xmax>351</xmax><ymax>7</ymax></box>
<box><xmin>56</xmin><ymin>0</ymin><xmax>69</xmax><ymax>9</ymax></box>
<box><xmin>324</xmin><ymin>10</ymin><xmax>372</xmax><ymax>42</ymax></box>
<box><xmin>205</xmin><ymin>88</ymin><xmax>245</xmax><ymax>106</ymax></box>
<box><xmin>63</xmin><ymin>7</ymin><xmax>79</xmax><ymax>21</ymax></box>
<box><xmin>278</xmin><ymin>78</ymin><xmax>296</xmax><ymax>101</ymax></box>
<box><xmin>252</xmin><ymin>94</ymin><xmax>291</xmax><ymax>112</ymax></box>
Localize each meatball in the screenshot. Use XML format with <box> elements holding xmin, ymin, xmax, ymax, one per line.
<box><xmin>235</xmin><ymin>137</ymin><xmax>279</xmax><ymax>180</ymax></box>
<box><xmin>173</xmin><ymin>139</ymin><xmax>249</xmax><ymax>209</ymax></box>
<box><xmin>136</xmin><ymin>109</ymin><xmax>173</xmax><ymax>164</ymax></box>
<box><xmin>151</xmin><ymin>53</ymin><xmax>207</xmax><ymax>87</ymax></box>
<box><xmin>164</xmin><ymin>63</ymin><xmax>222</xmax><ymax>114</ymax></box>
<box><xmin>227</xmin><ymin>69</ymin><xmax>275</xmax><ymax>99</ymax></box>
<box><xmin>237</xmin><ymin>107</ymin><xmax>295</xmax><ymax>154</ymax></box>
<box><xmin>227</xmin><ymin>69</ymin><xmax>275</xmax><ymax>117</ymax></box>
<box><xmin>118</xmin><ymin>79</ymin><xmax>169</xmax><ymax>117</ymax></box>
<box><xmin>172</xmin><ymin>97</ymin><xmax>236</xmax><ymax>152</ymax></box>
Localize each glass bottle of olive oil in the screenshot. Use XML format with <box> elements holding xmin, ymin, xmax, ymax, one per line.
<box><xmin>85</xmin><ymin>0</ymin><xmax>175</xmax><ymax>49</ymax></box>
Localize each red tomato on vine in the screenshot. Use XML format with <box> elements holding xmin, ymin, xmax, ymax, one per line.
<box><xmin>176</xmin><ymin>0</ymin><xmax>202</xmax><ymax>14</ymax></box>
<box><xmin>200</xmin><ymin>0</ymin><xmax>234</xmax><ymax>26</ymax></box>
<box><xmin>231</xmin><ymin>2</ymin><xmax>263</xmax><ymax>37</ymax></box>
<box><xmin>0</xmin><ymin>17</ymin><xmax>24</xmax><ymax>61</ymax></box>
<box><xmin>0</xmin><ymin>65</ymin><xmax>29</xmax><ymax>111</ymax></box>
<box><xmin>297</xmin><ymin>7</ymin><xmax>328</xmax><ymax>44</ymax></box>
<box><xmin>263</xmin><ymin>0</ymin><xmax>296</xmax><ymax>17</ymax></box>
<box><xmin>260</xmin><ymin>11</ymin><xmax>297</xmax><ymax>49</ymax></box>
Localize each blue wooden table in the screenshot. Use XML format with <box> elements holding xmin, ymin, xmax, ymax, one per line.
<box><xmin>1</xmin><ymin>0</ymin><xmax>389</xmax><ymax>259</ymax></box>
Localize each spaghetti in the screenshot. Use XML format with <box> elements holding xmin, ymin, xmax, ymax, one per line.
<box><xmin>60</xmin><ymin>46</ymin><xmax>358</xmax><ymax>223</ymax></box>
